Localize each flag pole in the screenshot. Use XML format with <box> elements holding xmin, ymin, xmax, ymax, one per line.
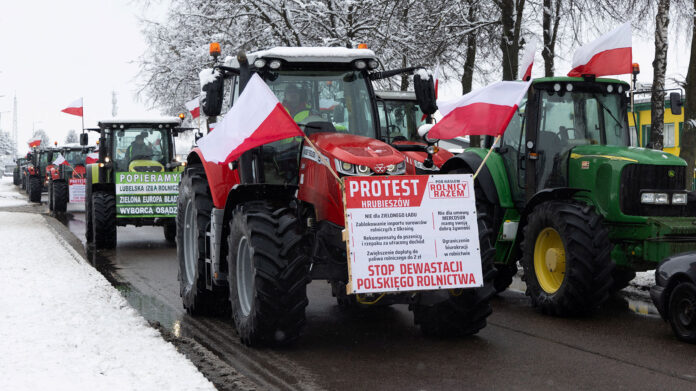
<box><xmin>473</xmin><ymin>135</ymin><xmax>501</xmax><ymax>179</ymax></box>
<box><xmin>81</xmin><ymin>97</ymin><xmax>85</xmax><ymax>132</ymax></box>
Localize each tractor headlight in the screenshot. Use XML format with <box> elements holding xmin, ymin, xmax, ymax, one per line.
<box><xmin>386</xmin><ymin>161</ymin><xmax>406</xmax><ymax>175</ymax></box>
<box><xmin>341</xmin><ymin>161</ymin><xmax>353</xmax><ymax>172</ymax></box>
<box><xmin>414</xmin><ymin>160</ymin><xmax>439</xmax><ymax>171</ymax></box>
<box><xmin>655</xmin><ymin>193</ymin><xmax>670</xmax><ymax>204</ymax></box>
<box><xmin>253</xmin><ymin>58</ymin><xmax>267</xmax><ymax>68</ymax></box>
<box><xmin>641</xmin><ymin>193</ymin><xmax>656</xmax><ymax>204</ymax></box>
<box><xmin>356</xmin><ymin>165</ymin><xmax>371</xmax><ymax>175</ymax></box>
<box><xmin>354</xmin><ymin>60</ymin><xmax>367</xmax><ymax>70</ymax></box>
<box><xmin>673</xmin><ymin>193</ymin><xmax>688</xmax><ymax>205</ymax></box>
<box><xmin>335</xmin><ymin>159</ymin><xmax>372</xmax><ymax>176</ymax></box>
<box><xmin>269</xmin><ymin>59</ymin><xmax>282</xmax><ymax>69</ymax></box>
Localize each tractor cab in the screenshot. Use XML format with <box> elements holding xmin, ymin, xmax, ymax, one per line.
<box><xmin>497</xmin><ymin>77</ymin><xmax>632</xmax><ymax>204</ymax></box>
<box><xmin>375</xmin><ymin>90</ymin><xmax>454</xmax><ymax>173</ymax></box>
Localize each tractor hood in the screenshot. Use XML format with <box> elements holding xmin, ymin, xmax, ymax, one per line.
<box><xmin>570</xmin><ymin>145</ymin><xmax>686</xmax><ymax>166</ymax></box>
<box><xmin>309</xmin><ymin>132</ymin><xmax>404</xmax><ymax>166</ymax></box>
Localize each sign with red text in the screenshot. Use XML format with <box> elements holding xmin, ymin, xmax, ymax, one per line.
<box><xmin>344</xmin><ymin>174</ymin><xmax>482</xmax><ymax>294</ymax></box>
<box><xmin>68</xmin><ymin>178</ymin><xmax>86</xmax><ymax>203</ymax></box>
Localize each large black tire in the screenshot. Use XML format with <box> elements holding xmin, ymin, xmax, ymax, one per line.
<box><xmin>227</xmin><ymin>201</ymin><xmax>310</xmax><ymax>346</ymax></box>
<box><xmin>177</xmin><ymin>165</ymin><xmax>227</xmax><ymax>315</ymax></box>
<box><xmin>163</xmin><ymin>221</ymin><xmax>176</xmax><ymax>243</ymax></box>
<box><xmin>85</xmin><ymin>186</ymin><xmax>93</xmax><ymax>242</ymax></box>
<box><xmin>92</xmin><ymin>191</ymin><xmax>117</xmax><ymax>249</ymax></box>
<box><xmin>410</xmin><ymin>205</ymin><xmax>497</xmax><ymax>337</ymax></box>
<box><xmin>13</xmin><ymin>168</ymin><xmax>20</xmax><ymax>186</ymax></box>
<box><xmin>53</xmin><ymin>180</ymin><xmax>68</xmax><ymax>213</ymax></box>
<box><xmin>48</xmin><ymin>181</ymin><xmax>54</xmax><ymax>211</ymax></box>
<box><xmin>521</xmin><ymin>201</ymin><xmax>614</xmax><ymax>316</ymax></box>
<box><xmin>29</xmin><ymin>176</ymin><xmax>42</xmax><ymax>203</ymax></box>
<box><xmin>21</xmin><ymin>174</ymin><xmax>26</xmax><ymax>190</ymax></box>
<box><xmin>668</xmin><ymin>282</ymin><xmax>696</xmax><ymax>343</ymax></box>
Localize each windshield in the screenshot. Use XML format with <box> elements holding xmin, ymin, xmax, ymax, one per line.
<box><xmin>64</xmin><ymin>150</ymin><xmax>86</xmax><ymax>166</ymax></box>
<box><xmin>538</xmin><ymin>90</ymin><xmax>628</xmax><ymax>147</ymax></box>
<box><xmin>112</xmin><ymin>128</ymin><xmax>169</xmax><ymax>171</ymax></box>
<box><xmin>379</xmin><ymin>99</ymin><xmax>426</xmax><ymax>142</ymax></box>
<box><xmin>265</xmin><ymin>70</ymin><xmax>377</xmax><ymax>138</ymax></box>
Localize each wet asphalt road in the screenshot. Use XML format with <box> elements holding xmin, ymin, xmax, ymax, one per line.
<box><xmin>48</xmin><ymin>205</ymin><xmax>696</xmax><ymax>390</ymax></box>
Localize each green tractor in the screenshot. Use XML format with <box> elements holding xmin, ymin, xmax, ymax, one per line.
<box><xmin>436</xmin><ymin>76</ymin><xmax>691</xmax><ymax>315</ymax></box>
<box><xmin>84</xmin><ymin>118</ymin><xmax>190</xmax><ymax>249</ymax></box>
<box><xmin>13</xmin><ymin>157</ymin><xmax>26</xmax><ymax>186</ymax></box>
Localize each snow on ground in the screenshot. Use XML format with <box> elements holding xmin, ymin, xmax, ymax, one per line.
<box><xmin>0</xmin><ymin>211</ymin><xmax>214</xmax><ymax>391</ymax></box>
<box><xmin>0</xmin><ymin>176</ymin><xmax>27</xmax><ymax>207</ymax></box>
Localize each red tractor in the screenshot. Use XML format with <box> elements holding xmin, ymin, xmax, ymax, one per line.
<box><xmin>177</xmin><ymin>46</ymin><xmax>496</xmax><ymax>346</ymax></box>
<box><xmin>47</xmin><ymin>144</ymin><xmax>95</xmax><ymax>213</ymax></box>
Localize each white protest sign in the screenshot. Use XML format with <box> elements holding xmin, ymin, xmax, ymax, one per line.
<box><xmin>68</xmin><ymin>178</ymin><xmax>86</xmax><ymax>203</ymax></box>
<box><xmin>344</xmin><ymin>174</ymin><xmax>482</xmax><ymax>294</ymax></box>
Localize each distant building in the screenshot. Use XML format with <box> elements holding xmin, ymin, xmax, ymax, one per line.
<box><xmin>627</xmin><ymin>97</ymin><xmax>684</xmax><ymax>156</ymax></box>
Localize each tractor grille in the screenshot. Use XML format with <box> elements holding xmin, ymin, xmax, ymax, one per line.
<box><xmin>620</xmin><ymin>164</ymin><xmax>686</xmax><ymax>216</ymax></box>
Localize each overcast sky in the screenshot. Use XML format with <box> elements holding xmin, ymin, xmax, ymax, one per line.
<box><xmin>0</xmin><ymin>1</ymin><xmax>691</xmax><ymax>155</ymax></box>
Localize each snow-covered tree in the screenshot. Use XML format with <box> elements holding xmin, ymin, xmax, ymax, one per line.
<box><xmin>31</xmin><ymin>129</ymin><xmax>49</xmax><ymax>148</ymax></box>
<box><xmin>65</xmin><ymin>129</ymin><xmax>78</xmax><ymax>144</ymax></box>
<box><xmin>0</xmin><ymin>131</ymin><xmax>15</xmax><ymax>156</ymax></box>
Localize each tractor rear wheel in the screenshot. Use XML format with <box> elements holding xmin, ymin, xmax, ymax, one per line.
<box><xmin>85</xmin><ymin>187</ymin><xmax>93</xmax><ymax>242</ymax></box>
<box><xmin>29</xmin><ymin>176</ymin><xmax>42</xmax><ymax>203</ymax></box>
<box><xmin>227</xmin><ymin>201</ymin><xmax>309</xmax><ymax>346</ymax></box>
<box><xmin>668</xmin><ymin>282</ymin><xmax>696</xmax><ymax>343</ymax></box>
<box><xmin>411</xmin><ymin>206</ymin><xmax>496</xmax><ymax>337</ymax></box>
<box><xmin>53</xmin><ymin>180</ymin><xmax>68</xmax><ymax>213</ymax></box>
<box><xmin>521</xmin><ymin>201</ymin><xmax>613</xmax><ymax>316</ymax></box>
<box><xmin>13</xmin><ymin>168</ymin><xmax>20</xmax><ymax>186</ymax></box>
<box><xmin>92</xmin><ymin>191</ymin><xmax>117</xmax><ymax>249</ymax></box>
<box><xmin>163</xmin><ymin>221</ymin><xmax>176</xmax><ymax>243</ymax></box>
<box><xmin>21</xmin><ymin>175</ymin><xmax>26</xmax><ymax>190</ymax></box>
<box><xmin>177</xmin><ymin>165</ymin><xmax>227</xmax><ymax>315</ymax></box>
<box><xmin>48</xmin><ymin>181</ymin><xmax>54</xmax><ymax>211</ymax></box>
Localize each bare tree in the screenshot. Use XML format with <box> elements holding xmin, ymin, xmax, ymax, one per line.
<box><xmin>65</xmin><ymin>129</ymin><xmax>78</xmax><ymax>144</ymax></box>
<box><xmin>541</xmin><ymin>0</ymin><xmax>561</xmax><ymax>76</ymax></box>
<box><xmin>650</xmin><ymin>0</ymin><xmax>671</xmax><ymax>150</ymax></box>
<box><xmin>498</xmin><ymin>0</ymin><xmax>526</xmax><ymax>80</ymax></box>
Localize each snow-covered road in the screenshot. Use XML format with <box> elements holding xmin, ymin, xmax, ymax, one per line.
<box><xmin>0</xmin><ymin>176</ymin><xmax>28</xmax><ymax>207</ymax></box>
<box><xmin>0</xmin><ymin>210</ymin><xmax>215</xmax><ymax>391</ymax></box>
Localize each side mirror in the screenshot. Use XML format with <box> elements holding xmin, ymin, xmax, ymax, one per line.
<box><xmin>80</xmin><ymin>133</ymin><xmax>88</xmax><ymax>146</ymax></box>
<box><xmin>200</xmin><ymin>68</ymin><xmax>225</xmax><ymax>117</ymax></box>
<box><xmin>414</xmin><ymin>71</ymin><xmax>437</xmax><ymax>116</ymax></box>
<box><xmin>670</xmin><ymin>92</ymin><xmax>682</xmax><ymax>116</ymax></box>
<box><xmin>417</xmin><ymin>123</ymin><xmax>437</xmax><ymax>143</ymax></box>
<box><xmin>333</xmin><ymin>104</ymin><xmax>345</xmax><ymax>123</ymax></box>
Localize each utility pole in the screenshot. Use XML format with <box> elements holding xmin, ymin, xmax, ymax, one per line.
<box><xmin>12</xmin><ymin>93</ymin><xmax>17</xmax><ymax>159</ymax></box>
<box><xmin>112</xmin><ymin>90</ymin><xmax>118</xmax><ymax>117</ymax></box>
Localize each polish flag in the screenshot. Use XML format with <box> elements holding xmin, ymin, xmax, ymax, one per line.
<box><xmin>197</xmin><ymin>74</ymin><xmax>304</xmax><ymax>164</ymax></box>
<box><xmin>85</xmin><ymin>151</ymin><xmax>99</xmax><ymax>164</ymax></box>
<box><xmin>61</xmin><ymin>97</ymin><xmax>84</xmax><ymax>117</ymax></box>
<box><xmin>568</xmin><ymin>23</ymin><xmax>632</xmax><ymax>77</ymax></box>
<box><xmin>28</xmin><ymin>137</ymin><xmax>42</xmax><ymax>148</ymax></box>
<box><xmin>519</xmin><ymin>40</ymin><xmax>537</xmax><ymax>81</ymax></box>
<box><xmin>53</xmin><ymin>154</ymin><xmax>69</xmax><ymax>166</ymax></box>
<box><xmin>185</xmin><ymin>97</ymin><xmax>200</xmax><ymax>119</ymax></box>
<box><xmin>429</xmin><ymin>80</ymin><xmax>532</xmax><ymax>139</ymax></box>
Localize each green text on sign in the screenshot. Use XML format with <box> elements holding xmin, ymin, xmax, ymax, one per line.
<box><xmin>115</xmin><ymin>171</ymin><xmax>180</xmax><ymax>217</ymax></box>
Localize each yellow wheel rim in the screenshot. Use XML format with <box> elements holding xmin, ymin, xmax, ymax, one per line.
<box><xmin>533</xmin><ymin>227</ymin><xmax>566</xmax><ymax>293</ymax></box>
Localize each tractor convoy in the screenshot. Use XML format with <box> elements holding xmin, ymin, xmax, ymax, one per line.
<box><xmin>9</xmin><ymin>43</ymin><xmax>696</xmax><ymax>347</ymax></box>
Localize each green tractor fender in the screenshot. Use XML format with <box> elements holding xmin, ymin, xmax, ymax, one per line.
<box><xmin>440</xmin><ymin>150</ymin><xmax>514</xmax><ymax>209</ymax></box>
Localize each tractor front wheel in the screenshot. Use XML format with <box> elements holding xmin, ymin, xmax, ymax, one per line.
<box><xmin>521</xmin><ymin>201</ymin><xmax>613</xmax><ymax>316</ymax></box>
<box><xmin>411</xmin><ymin>205</ymin><xmax>496</xmax><ymax>337</ymax></box>
<box><xmin>29</xmin><ymin>176</ymin><xmax>42</xmax><ymax>203</ymax></box>
<box><xmin>177</xmin><ymin>165</ymin><xmax>227</xmax><ymax>315</ymax></box>
<box><xmin>227</xmin><ymin>201</ymin><xmax>309</xmax><ymax>346</ymax></box>
<box><xmin>668</xmin><ymin>282</ymin><xmax>696</xmax><ymax>343</ymax></box>
<box><xmin>92</xmin><ymin>191</ymin><xmax>117</xmax><ymax>249</ymax></box>
<box><xmin>13</xmin><ymin>168</ymin><xmax>20</xmax><ymax>186</ymax></box>
<box><xmin>53</xmin><ymin>180</ymin><xmax>69</xmax><ymax>213</ymax></box>
<box><xmin>48</xmin><ymin>181</ymin><xmax>54</xmax><ymax>211</ymax></box>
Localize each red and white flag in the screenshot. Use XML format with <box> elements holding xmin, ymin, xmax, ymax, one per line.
<box><xmin>568</xmin><ymin>23</ymin><xmax>632</xmax><ymax>77</ymax></box>
<box><xmin>28</xmin><ymin>137</ymin><xmax>42</xmax><ymax>148</ymax></box>
<box><xmin>61</xmin><ymin>97</ymin><xmax>84</xmax><ymax>117</ymax></box>
<box><xmin>429</xmin><ymin>80</ymin><xmax>532</xmax><ymax>139</ymax></box>
<box><xmin>197</xmin><ymin>74</ymin><xmax>304</xmax><ymax>164</ymax></box>
<box><xmin>519</xmin><ymin>40</ymin><xmax>537</xmax><ymax>81</ymax></box>
<box><xmin>185</xmin><ymin>97</ymin><xmax>200</xmax><ymax>119</ymax></box>
<box><xmin>53</xmin><ymin>154</ymin><xmax>69</xmax><ymax>166</ymax></box>
<box><xmin>85</xmin><ymin>151</ymin><xmax>99</xmax><ymax>164</ymax></box>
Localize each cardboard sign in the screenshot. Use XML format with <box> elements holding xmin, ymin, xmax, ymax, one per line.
<box><xmin>115</xmin><ymin>172</ymin><xmax>181</xmax><ymax>218</ymax></box>
<box><xmin>344</xmin><ymin>174</ymin><xmax>482</xmax><ymax>294</ymax></box>
<box><xmin>68</xmin><ymin>178</ymin><xmax>86</xmax><ymax>203</ymax></box>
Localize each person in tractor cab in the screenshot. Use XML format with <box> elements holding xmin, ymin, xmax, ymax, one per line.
<box><xmin>127</xmin><ymin>133</ymin><xmax>153</xmax><ymax>161</ymax></box>
<box><xmin>283</xmin><ymin>83</ymin><xmax>310</xmax><ymax>122</ymax></box>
